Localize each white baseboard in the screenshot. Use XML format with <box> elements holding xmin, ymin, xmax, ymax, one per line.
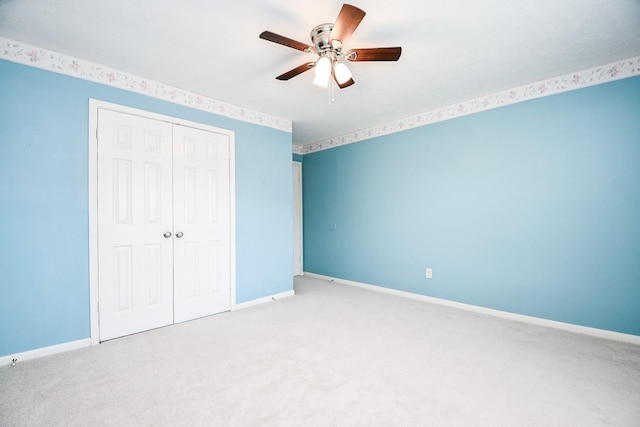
<box><xmin>1</xmin><ymin>291</ymin><xmax>296</xmax><ymax>366</ymax></box>
<box><xmin>0</xmin><ymin>338</ymin><xmax>91</xmax><ymax>367</ymax></box>
<box><xmin>232</xmin><ymin>290</ymin><xmax>295</xmax><ymax>311</ymax></box>
<box><xmin>303</xmin><ymin>272</ymin><xmax>640</xmax><ymax>346</ymax></box>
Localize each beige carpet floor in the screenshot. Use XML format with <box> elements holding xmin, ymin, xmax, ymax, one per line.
<box><xmin>1</xmin><ymin>275</ymin><xmax>639</xmax><ymax>426</ymax></box>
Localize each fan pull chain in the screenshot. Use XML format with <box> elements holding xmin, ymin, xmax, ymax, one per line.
<box><xmin>328</xmin><ymin>79</ymin><xmax>335</xmax><ymax>105</ymax></box>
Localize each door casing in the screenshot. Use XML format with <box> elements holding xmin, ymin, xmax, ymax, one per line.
<box><xmin>293</xmin><ymin>161</ymin><xmax>303</xmax><ymax>276</ymax></box>
<box><xmin>88</xmin><ymin>99</ymin><xmax>237</xmax><ymax>345</ymax></box>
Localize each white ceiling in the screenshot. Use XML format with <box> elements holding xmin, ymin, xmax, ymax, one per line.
<box><xmin>1</xmin><ymin>0</ymin><xmax>640</xmax><ymax>146</ymax></box>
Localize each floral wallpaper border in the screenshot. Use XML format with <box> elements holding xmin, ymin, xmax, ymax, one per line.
<box><xmin>1</xmin><ymin>37</ymin><xmax>292</xmax><ymax>133</ymax></box>
<box><xmin>302</xmin><ymin>55</ymin><xmax>640</xmax><ymax>154</ymax></box>
<box><xmin>3</xmin><ymin>37</ymin><xmax>639</xmax><ymax>155</ymax></box>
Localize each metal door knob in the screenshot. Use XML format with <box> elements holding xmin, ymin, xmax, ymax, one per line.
<box><xmin>163</xmin><ymin>231</ymin><xmax>172</xmax><ymax>238</ymax></box>
<box><xmin>176</xmin><ymin>231</ymin><xmax>184</xmax><ymax>238</ymax></box>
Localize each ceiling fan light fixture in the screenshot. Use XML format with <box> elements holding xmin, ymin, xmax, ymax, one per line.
<box><xmin>260</xmin><ymin>4</ymin><xmax>401</xmax><ymax>90</ymax></box>
<box><xmin>313</xmin><ymin>56</ymin><xmax>332</xmax><ymax>87</ymax></box>
<box><xmin>333</xmin><ymin>61</ymin><xmax>352</xmax><ymax>85</ymax></box>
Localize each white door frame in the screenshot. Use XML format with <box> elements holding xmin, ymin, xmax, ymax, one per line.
<box><xmin>293</xmin><ymin>161</ymin><xmax>303</xmax><ymax>276</ymax></box>
<box><xmin>88</xmin><ymin>99</ymin><xmax>237</xmax><ymax>345</ymax></box>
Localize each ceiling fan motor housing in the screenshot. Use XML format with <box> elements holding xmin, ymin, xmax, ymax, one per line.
<box><xmin>311</xmin><ymin>23</ymin><xmax>337</xmax><ymax>53</ymax></box>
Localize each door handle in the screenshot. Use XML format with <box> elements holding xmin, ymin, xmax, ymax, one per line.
<box><xmin>176</xmin><ymin>231</ymin><xmax>184</xmax><ymax>238</ymax></box>
<box><xmin>163</xmin><ymin>231</ymin><xmax>172</xmax><ymax>238</ymax></box>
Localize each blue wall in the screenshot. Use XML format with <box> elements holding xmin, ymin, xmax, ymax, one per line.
<box><xmin>303</xmin><ymin>76</ymin><xmax>640</xmax><ymax>336</ymax></box>
<box><xmin>0</xmin><ymin>59</ymin><xmax>293</xmax><ymax>357</ymax></box>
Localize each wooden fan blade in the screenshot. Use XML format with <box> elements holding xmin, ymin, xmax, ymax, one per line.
<box><xmin>330</xmin><ymin>4</ymin><xmax>366</xmax><ymax>45</ymax></box>
<box><xmin>332</xmin><ymin>68</ymin><xmax>355</xmax><ymax>89</ymax></box>
<box><xmin>260</xmin><ymin>31</ymin><xmax>313</xmax><ymax>52</ymax></box>
<box><xmin>347</xmin><ymin>47</ymin><xmax>402</xmax><ymax>61</ymax></box>
<box><xmin>336</xmin><ymin>76</ymin><xmax>355</xmax><ymax>89</ymax></box>
<box><xmin>276</xmin><ymin>62</ymin><xmax>315</xmax><ymax>80</ymax></box>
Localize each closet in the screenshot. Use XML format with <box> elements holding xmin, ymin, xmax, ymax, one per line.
<box><xmin>96</xmin><ymin>108</ymin><xmax>232</xmax><ymax>341</ymax></box>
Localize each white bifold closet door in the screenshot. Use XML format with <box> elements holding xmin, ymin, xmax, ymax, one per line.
<box><xmin>97</xmin><ymin>109</ymin><xmax>231</xmax><ymax>341</ymax></box>
<box><xmin>172</xmin><ymin>124</ymin><xmax>231</xmax><ymax>323</ymax></box>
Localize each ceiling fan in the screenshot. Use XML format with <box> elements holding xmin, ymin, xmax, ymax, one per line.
<box><xmin>259</xmin><ymin>3</ymin><xmax>402</xmax><ymax>89</ymax></box>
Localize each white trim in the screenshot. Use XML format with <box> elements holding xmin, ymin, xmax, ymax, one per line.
<box><xmin>302</xmin><ymin>56</ymin><xmax>640</xmax><ymax>154</ymax></box>
<box><xmin>88</xmin><ymin>99</ymin><xmax>237</xmax><ymax>345</ymax></box>
<box><xmin>229</xmin><ymin>133</ymin><xmax>237</xmax><ymax>316</ymax></box>
<box><xmin>303</xmin><ymin>272</ymin><xmax>640</xmax><ymax>346</ymax></box>
<box><xmin>292</xmin><ymin>145</ymin><xmax>304</xmax><ymax>155</ymax></box>
<box><xmin>292</xmin><ymin>161</ymin><xmax>303</xmax><ymax>276</ymax></box>
<box><xmin>232</xmin><ymin>290</ymin><xmax>295</xmax><ymax>311</ymax></box>
<box><xmin>1</xmin><ymin>37</ymin><xmax>291</xmax><ymax>133</ymax></box>
<box><xmin>88</xmin><ymin>100</ymin><xmax>100</xmax><ymax>345</ymax></box>
<box><xmin>0</xmin><ymin>339</ymin><xmax>91</xmax><ymax>367</ymax></box>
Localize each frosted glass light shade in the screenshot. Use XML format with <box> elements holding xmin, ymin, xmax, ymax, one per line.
<box><xmin>313</xmin><ymin>56</ymin><xmax>331</xmax><ymax>87</ymax></box>
<box><xmin>333</xmin><ymin>62</ymin><xmax>352</xmax><ymax>84</ymax></box>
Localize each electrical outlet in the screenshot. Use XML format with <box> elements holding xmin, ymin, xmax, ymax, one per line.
<box><xmin>425</xmin><ymin>268</ymin><xmax>433</xmax><ymax>279</ymax></box>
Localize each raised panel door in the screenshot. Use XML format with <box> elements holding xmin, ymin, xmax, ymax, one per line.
<box><xmin>97</xmin><ymin>110</ymin><xmax>174</xmax><ymax>340</ymax></box>
<box><xmin>173</xmin><ymin>124</ymin><xmax>231</xmax><ymax>322</ymax></box>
